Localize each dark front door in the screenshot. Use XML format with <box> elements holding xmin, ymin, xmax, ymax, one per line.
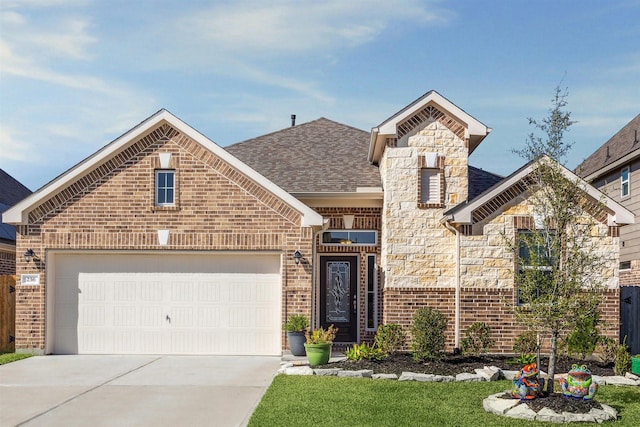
<box><xmin>320</xmin><ymin>256</ymin><xmax>358</xmax><ymax>343</ymax></box>
<box><xmin>621</xmin><ymin>286</ymin><xmax>640</xmax><ymax>355</ymax></box>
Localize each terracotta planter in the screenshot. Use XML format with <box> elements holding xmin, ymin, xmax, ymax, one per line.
<box><xmin>304</xmin><ymin>342</ymin><xmax>332</xmax><ymax>366</ymax></box>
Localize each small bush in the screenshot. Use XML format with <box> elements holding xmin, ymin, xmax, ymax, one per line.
<box><xmin>284</xmin><ymin>314</ymin><xmax>309</xmax><ymax>332</ymax></box>
<box><xmin>615</xmin><ymin>337</ymin><xmax>631</xmax><ymax>376</ymax></box>
<box><xmin>374</xmin><ymin>324</ymin><xmax>406</xmax><ymax>355</ymax></box>
<box><xmin>513</xmin><ymin>330</ymin><xmax>539</xmax><ymax>357</ymax></box>
<box><xmin>596</xmin><ymin>336</ymin><xmax>618</xmax><ymax>365</ymax></box>
<box><xmin>305</xmin><ymin>325</ymin><xmax>337</xmax><ymax>344</ymax></box>
<box><xmin>345</xmin><ymin>342</ymin><xmax>387</xmax><ymax>361</ymax></box>
<box><xmin>410</xmin><ymin>307</ymin><xmax>447</xmax><ymax>361</ymax></box>
<box><xmin>461</xmin><ymin>322</ymin><xmax>494</xmax><ymax>356</ymax></box>
<box><xmin>566</xmin><ymin>314</ymin><xmax>600</xmax><ymax>359</ymax></box>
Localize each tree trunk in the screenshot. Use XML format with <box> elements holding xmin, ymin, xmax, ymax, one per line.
<box><xmin>547</xmin><ymin>332</ymin><xmax>558</xmax><ymax>394</ymax></box>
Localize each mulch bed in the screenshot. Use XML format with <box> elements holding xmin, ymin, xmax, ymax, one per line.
<box><xmin>498</xmin><ymin>392</ymin><xmax>603</xmax><ymax>413</ymax></box>
<box><xmin>329</xmin><ymin>353</ymin><xmax>613</xmax><ymax>415</ymax></box>
<box><xmin>329</xmin><ymin>353</ymin><xmax>614</xmax><ymax>377</ymax></box>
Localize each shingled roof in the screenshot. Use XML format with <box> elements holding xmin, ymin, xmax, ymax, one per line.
<box><xmin>0</xmin><ymin>168</ymin><xmax>31</xmax><ymax>242</ymax></box>
<box><xmin>226</xmin><ymin>118</ymin><xmax>381</xmax><ymax>193</ymax></box>
<box><xmin>576</xmin><ymin>114</ymin><xmax>640</xmax><ymax>180</ymax></box>
<box><xmin>468</xmin><ymin>166</ymin><xmax>504</xmax><ymax>201</ymax></box>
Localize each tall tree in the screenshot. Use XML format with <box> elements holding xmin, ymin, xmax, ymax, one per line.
<box><xmin>512</xmin><ymin>86</ymin><xmax>609</xmax><ymax>394</ymax></box>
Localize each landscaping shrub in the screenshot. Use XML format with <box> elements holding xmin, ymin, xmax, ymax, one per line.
<box><xmin>461</xmin><ymin>322</ymin><xmax>494</xmax><ymax>356</ymax></box>
<box><xmin>513</xmin><ymin>330</ymin><xmax>539</xmax><ymax>357</ymax></box>
<box><xmin>410</xmin><ymin>307</ymin><xmax>447</xmax><ymax>361</ymax></box>
<box><xmin>345</xmin><ymin>342</ymin><xmax>387</xmax><ymax>361</ymax></box>
<box><xmin>615</xmin><ymin>337</ymin><xmax>632</xmax><ymax>376</ymax></box>
<box><xmin>374</xmin><ymin>323</ymin><xmax>406</xmax><ymax>355</ymax></box>
<box><xmin>596</xmin><ymin>336</ymin><xmax>618</xmax><ymax>365</ymax></box>
<box><xmin>566</xmin><ymin>311</ymin><xmax>600</xmax><ymax>359</ymax></box>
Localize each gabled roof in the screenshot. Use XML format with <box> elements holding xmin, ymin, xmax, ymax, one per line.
<box><xmin>226</xmin><ymin>118</ymin><xmax>381</xmax><ymax>194</ymax></box>
<box><xmin>444</xmin><ymin>156</ymin><xmax>635</xmax><ymax>227</ymax></box>
<box><xmin>577</xmin><ymin>114</ymin><xmax>640</xmax><ymax>181</ymax></box>
<box><xmin>468</xmin><ymin>166</ymin><xmax>504</xmax><ymax>201</ymax></box>
<box><xmin>0</xmin><ymin>168</ymin><xmax>32</xmax><ymax>242</ymax></box>
<box><xmin>368</xmin><ymin>90</ymin><xmax>492</xmax><ymax>163</ymax></box>
<box><xmin>0</xmin><ymin>168</ymin><xmax>31</xmax><ymax>206</ymax></box>
<box><xmin>3</xmin><ymin>110</ymin><xmax>323</xmax><ymax>227</ymax></box>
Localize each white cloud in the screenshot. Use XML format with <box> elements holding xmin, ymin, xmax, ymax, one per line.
<box><xmin>175</xmin><ymin>0</ymin><xmax>450</xmax><ymax>55</ymax></box>
<box><xmin>0</xmin><ymin>127</ymin><xmax>30</xmax><ymax>162</ymax></box>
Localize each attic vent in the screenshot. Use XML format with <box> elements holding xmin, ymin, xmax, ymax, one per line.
<box><xmin>291</xmin><ymin>114</ymin><xmax>296</xmax><ymax>127</ymax></box>
<box><xmin>634</xmin><ymin>129</ymin><xmax>638</xmax><ymax>145</ymax></box>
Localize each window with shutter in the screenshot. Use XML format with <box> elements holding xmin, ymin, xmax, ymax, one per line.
<box><xmin>420</xmin><ymin>169</ymin><xmax>441</xmax><ymax>204</ymax></box>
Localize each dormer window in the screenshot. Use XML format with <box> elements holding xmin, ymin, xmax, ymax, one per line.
<box><xmin>155</xmin><ymin>170</ymin><xmax>175</xmax><ymax>206</ymax></box>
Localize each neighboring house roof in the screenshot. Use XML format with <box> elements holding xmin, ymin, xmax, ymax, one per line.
<box><xmin>0</xmin><ymin>168</ymin><xmax>32</xmax><ymax>242</ymax></box>
<box><xmin>369</xmin><ymin>90</ymin><xmax>492</xmax><ymax>163</ymax></box>
<box><xmin>2</xmin><ymin>110</ymin><xmax>323</xmax><ymax>228</ymax></box>
<box><xmin>444</xmin><ymin>156</ymin><xmax>635</xmax><ymax>227</ymax></box>
<box><xmin>226</xmin><ymin>118</ymin><xmax>381</xmax><ymax>194</ymax></box>
<box><xmin>577</xmin><ymin>114</ymin><xmax>640</xmax><ymax>181</ymax></box>
<box><xmin>468</xmin><ymin>166</ymin><xmax>504</xmax><ymax>201</ymax></box>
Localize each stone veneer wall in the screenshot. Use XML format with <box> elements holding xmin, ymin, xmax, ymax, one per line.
<box><xmin>14</xmin><ymin>124</ymin><xmax>315</xmax><ymax>352</ymax></box>
<box><xmin>380</xmin><ymin>119</ymin><xmax>621</xmax><ymax>352</ymax></box>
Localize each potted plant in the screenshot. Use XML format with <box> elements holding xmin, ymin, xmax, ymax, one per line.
<box><xmin>284</xmin><ymin>314</ymin><xmax>310</xmax><ymax>356</ymax></box>
<box><xmin>304</xmin><ymin>325</ymin><xmax>338</xmax><ymax>367</ymax></box>
<box><xmin>632</xmin><ymin>354</ymin><xmax>640</xmax><ymax>375</ymax></box>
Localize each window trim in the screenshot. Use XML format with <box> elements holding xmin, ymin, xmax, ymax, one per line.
<box><xmin>365</xmin><ymin>254</ymin><xmax>378</xmax><ymax>331</ymax></box>
<box><xmin>621</xmin><ymin>166</ymin><xmax>630</xmax><ymax>198</ymax></box>
<box><xmin>155</xmin><ymin>169</ymin><xmax>176</xmax><ymax>206</ymax></box>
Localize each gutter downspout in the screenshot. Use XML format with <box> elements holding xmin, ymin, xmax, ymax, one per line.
<box><xmin>442</xmin><ymin>216</ymin><xmax>461</xmax><ymax>352</ymax></box>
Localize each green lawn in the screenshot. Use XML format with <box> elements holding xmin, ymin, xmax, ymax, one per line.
<box><xmin>249</xmin><ymin>376</ymin><xmax>640</xmax><ymax>426</ymax></box>
<box><xmin>0</xmin><ymin>353</ymin><xmax>32</xmax><ymax>365</ymax></box>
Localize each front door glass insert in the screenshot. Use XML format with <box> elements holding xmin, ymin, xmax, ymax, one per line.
<box><xmin>326</xmin><ymin>261</ymin><xmax>350</xmax><ymax>323</ymax></box>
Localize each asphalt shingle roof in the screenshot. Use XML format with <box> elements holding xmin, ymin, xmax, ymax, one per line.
<box><xmin>226</xmin><ymin>118</ymin><xmax>381</xmax><ymax>193</ymax></box>
<box><xmin>468</xmin><ymin>166</ymin><xmax>504</xmax><ymax>201</ymax></box>
<box><xmin>0</xmin><ymin>168</ymin><xmax>32</xmax><ymax>242</ymax></box>
<box><xmin>576</xmin><ymin>114</ymin><xmax>640</xmax><ymax>178</ymax></box>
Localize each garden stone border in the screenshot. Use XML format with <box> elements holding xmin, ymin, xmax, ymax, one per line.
<box><xmin>483</xmin><ymin>392</ymin><xmax>618</xmax><ymax>423</ymax></box>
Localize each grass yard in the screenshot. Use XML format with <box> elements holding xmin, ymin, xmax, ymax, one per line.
<box><xmin>0</xmin><ymin>353</ymin><xmax>32</xmax><ymax>365</ymax></box>
<box><xmin>249</xmin><ymin>376</ymin><xmax>640</xmax><ymax>427</ymax></box>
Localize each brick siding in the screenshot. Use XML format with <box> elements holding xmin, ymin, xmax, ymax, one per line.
<box><xmin>0</xmin><ymin>249</ymin><xmax>16</xmax><ymax>275</ymax></box>
<box><xmin>14</xmin><ymin>124</ymin><xmax>315</xmax><ymax>352</ymax></box>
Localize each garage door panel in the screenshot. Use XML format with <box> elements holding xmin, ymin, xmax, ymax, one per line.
<box><xmin>53</xmin><ymin>253</ymin><xmax>282</xmax><ymax>355</ymax></box>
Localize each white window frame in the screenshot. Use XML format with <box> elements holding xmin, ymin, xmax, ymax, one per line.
<box><xmin>155</xmin><ymin>169</ymin><xmax>175</xmax><ymax>206</ymax></box>
<box><xmin>420</xmin><ymin>168</ymin><xmax>441</xmax><ymax>204</ymax></box>
<box><xmin>365</xmin><ymin>254</ymin><xmax>378</xmax><ymax>331</ymax></box>
<box><xmin>621</xmin><ymin>166</ymin><xmax>630</xmax><ymax>198</ymax></box>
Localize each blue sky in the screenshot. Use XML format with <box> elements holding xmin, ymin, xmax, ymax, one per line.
<box><xmin>1</xmin><ymin>0</ymin><xmax>639</xmax><ymax>191</ymax></box>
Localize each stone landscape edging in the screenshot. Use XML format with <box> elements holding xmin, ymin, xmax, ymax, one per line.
<box><xmin>278</xmin><ymin>362</ymin><xmax>640</xmax><ymax>386</ymax></box>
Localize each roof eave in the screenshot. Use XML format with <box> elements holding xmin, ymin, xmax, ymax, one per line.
<box><xmin>3</xmin><ymin>110</ymin><xmax>324</xmax><ymax>228</ymax></box>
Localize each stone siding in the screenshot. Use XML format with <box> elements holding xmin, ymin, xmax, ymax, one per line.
<box><xmin>14</xmin><ymin>123</ymin><xmax>315</xmax><ymax>352</ymax></box>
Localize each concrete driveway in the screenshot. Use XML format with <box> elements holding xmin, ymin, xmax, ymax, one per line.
<box><xmin>0</xmin><ymin>355</ymin><xmax>281</xmax><ymax>427</ymax></box>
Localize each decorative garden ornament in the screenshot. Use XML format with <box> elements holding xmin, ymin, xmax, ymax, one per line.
<box><xmin>559</xmin><ymin>364</ymin><xmax>598</xmax><ymax>400</ymax></box>
<box><xmin>511</xmin><ymin>363</ymin><xmax>545</xmax><ymax>400</ymax></box>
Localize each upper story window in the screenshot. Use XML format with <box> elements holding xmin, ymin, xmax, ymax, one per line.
<box><xmin>155</xmin><ymin>170</ymin><xmax>175</xmax><ymax>206</ymax></box>
<box><xmin>417</xmin><ymin>154</ymin><xmax>444</xmax><ymax>208</ymax></box>
<box><xmin>420</xmin><ymin>169</ymin><xmax>441</xmax><ymax>204</ymax></box>
<box><xmin>321</xmin><ymin>230</ymin><xmax>377</xmax><ymax>246</ymax></box>
<box><xmin>621</xmin><ymin>166</ymin><xmax>630</xmax><ymax>198</ymax></box>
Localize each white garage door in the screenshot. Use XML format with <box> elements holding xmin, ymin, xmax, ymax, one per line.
<box><xmin>50</xmin><ymin>253</ymin><xmax>282</xmax><ymax>355</ymax></box>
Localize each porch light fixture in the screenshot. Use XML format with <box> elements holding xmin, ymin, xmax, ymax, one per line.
<box><xmin>293</xmin><ymin>250</ymin><xmax>302</xmax><ymax>265</ymax></box>
<box><xmin>24</xmin><ymin>248</ymin><xmax>39</xmax><ymax>263</ymax></box>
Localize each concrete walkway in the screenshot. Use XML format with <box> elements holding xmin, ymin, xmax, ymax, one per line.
<box><xmin>0</xmin><ymin>355</ymin><xmax>281</xmax><ymax>427</ymax></box>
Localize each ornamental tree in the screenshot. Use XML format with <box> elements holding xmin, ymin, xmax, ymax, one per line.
<box><xmin>510</xmin><ymin>86</ymin><xmax>612</xmax><ymax>394</ymax></box>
